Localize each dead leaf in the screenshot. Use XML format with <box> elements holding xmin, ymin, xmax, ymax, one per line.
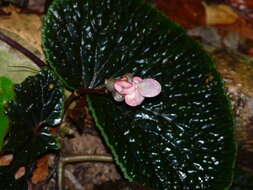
<box><xmin>15</xmin><ymin>166</ymin><xmax>26</xmax><ymax>180</ymax></box>
<box><xmin>0</xmin><ymin>6</ymin><xmax>43</xmax><ymax>54</ymax></box>
<box><xmin>31</xmin><ymin>155</ymin><xmax>49</xmax><ymax>184</ymax></box>
<box><xmin>155</xmin><ymin>0</ymin><xmax>206</xmax><ymax>29</ymax></box>
<box><xmin>247</xmin><ymin>48</ymin><xmax>253</xmax><ymax>56</ymax></box>
<box><xmin>203</xmin><ymin>2</ymin><xmax>239</xmax><ymax>25</ymax></box>
<box><xmin>216</xmin><ymin>18</ymin><xmax>253</xmax><ymax>40</ymax></box>
<box><xmin>228</xmin><ymin>0</ymin><xmax>253</xmax><ymax>23</ymax></box>
<box><xmin>23</xmin><ymin>0</ymin><xmax>47</xmax><ymax>13</ymax></box>
<box><xmin>156</xmin><ymin>0</ymin><xmax>253</xmax><ymax>40</ymax></box>
<box><xmin>0</xmin><ymin>154</ymin><xmax>13</xmax><ymax>166</ymax></box>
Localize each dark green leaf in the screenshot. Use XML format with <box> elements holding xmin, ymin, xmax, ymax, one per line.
<box><xmin>43</xmin><ymin>0</ymin><xmax>236</xmax><ymax>189</ymax></box>
<box><xmin>0</xmin><ymin>69</ymin><xmax>64</xmax><ymax>190</ymax></box>
<box><xmin>0</xmin><ymin>77</ymin><xmax>15</xmax><ymax>150</ymax></box>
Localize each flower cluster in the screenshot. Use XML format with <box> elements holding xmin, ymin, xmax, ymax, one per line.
<box><xmin>105</xmin><ymin>74</ymin><xmax>161</xmax><ymax>107</ymax></box>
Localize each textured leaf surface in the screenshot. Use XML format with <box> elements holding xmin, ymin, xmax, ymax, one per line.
<box><xmin>43</xmin><ymin>0</ymin><xmax>236</xmax><ymax>189</ymax></box>
<box><xmin>0</xmin><ymin>77</ymin><xmax>14</xmax><ymax>150</ymax></box>
<box><xmin>0</xmin><ymin>69</ymin><xmax>64</xmax><ymax>190</ymax></box>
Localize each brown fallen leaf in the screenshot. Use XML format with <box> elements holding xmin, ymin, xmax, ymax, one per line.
<box><xmin>213</xmin><ymin>0</ymin><xmax>253</xmax><ymax>40</ymax></box>
<box><xmin>20</xmin><ymin>0</ymin><xmax>47</xmax><ymax>14</ymax></box>
<box><xmin>216</xmin><ymin>18</ymin><xmax>253</xmax><ymax>40</ymax></box>
<box><xmin>0</xmin><ymin>154</ymin><xmax>13</xmax><ymax>166</ymax></box>
<box><xmin>0</xmin><ymin>6</ymin><xmax>43</xmax><ymax>54</ymax></box>
<box><xmin>0</xmin><ymin>0</ymin><xmax>47</xmax><ymax>13</ymax></box>
<box><xmin>247</xmin><ymin>48</ymin><xmax>253</xmax><ymax>56</ymax></box>
<box><xmin>228</xmin><ymin>0</ymin><xmax>253</xmax><ymax>24</ymax></box>
<box><xmin>15</xmin><ymin>166</ymin><xmax>26</xmax><ymax>180</ymax></box>
<box><xmin>31</xmin><ymin>155</ymin><xmax>49</xmax><ymax>184</ymax></box>
<box><xmin>156</xmin><ymin>0</ymin><xmax>205</xmax><ymax>29</ymax></box>
<box><xmin>203</xmin><ymin>2</ymin><xmax>239</xmax><ymax>25</ymax></box>
<box><xmin>156</xmin><ymin>0</ymin><xmax>253</xmax><ymax>40</ymax></box>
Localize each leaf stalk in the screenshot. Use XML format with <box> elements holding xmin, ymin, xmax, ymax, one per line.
<box><xmin>0</xmin><ymin>31</ymin><xmax>46</xmax><ymax>68</ymax></box>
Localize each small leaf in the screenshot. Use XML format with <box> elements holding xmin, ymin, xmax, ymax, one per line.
<box><xmin>203</xmin><ymin>3</ymin><xmax>239</xmax><ymax>25</ymax></box>
<box><xmin>14</xmin><ymin>167</ymin><xmax>26</xmax><ymax>180</ymax></box>
<box><xmin>0</xmin><ymin>154</ymin><xmax>13</xmax><ymax>166</ymax></box>
<box><xmin>0</xmin><ymin>77</ymin><xmax>14</xmax><ymax>150</ymax></box>
<box><xmin>31</xmin><ymin>155</ymin><xmax>49</xmax><ymax>184</ymax></box>
<box><xmin>0</xmin><ymin>77</ymin><xmax>15</xmax><ymax>106</ymax></box>
<box><xmin>0</xmin><ymin>69</ymin><xmax>64</xmax><ymax>189</ymax></box>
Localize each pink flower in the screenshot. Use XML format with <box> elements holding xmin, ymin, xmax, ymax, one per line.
<box><xmin>114</xmin><ymin>76</ymin><xmax>161</xmax><ymax>107</ymax></box>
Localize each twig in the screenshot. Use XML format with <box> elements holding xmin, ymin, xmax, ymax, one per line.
<box><xmin>0</xmin><ymin>31</ymin><xmax>46</xmax><ymax>68</ymax></box>
<box><xmin>76</xmin><ymin>88</ymin><xmax>108</xmax><ymax>95</ymax></box>
<box><xmin>64</xmin><ymin>170</ymin><xmax>83</xmax><ymax>190</ymax></box>
<box><xmin>58</xmin><ymin>154</ymin><xmax>113</xmax><ymax>190</ymax></box>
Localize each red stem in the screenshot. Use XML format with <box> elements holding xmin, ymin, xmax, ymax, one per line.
<box><xmin>64</xmin><ymin>89</ymin><xmax>108</xmax><ymax>112</ymax></box>
<box><xmin>0</xmin><ymin>31</ymin><xmax>46</xmax><ymax>68</ymax></box>
<box><xmin>76</xmin><ymin>88</ymin><xmax>108</xmax><ymax>95</ymax></box>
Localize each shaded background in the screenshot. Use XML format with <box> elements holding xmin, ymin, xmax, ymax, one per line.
<box><xmin>1</xmin><ymin>0</ymin><xmax>253</xmax><ymax>189</ymax></box>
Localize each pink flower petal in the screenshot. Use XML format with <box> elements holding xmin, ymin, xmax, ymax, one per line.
<box><xmin>133</xmin><ymin>76</ymin><xmax>143</xmax><ymax>83</ymax></box>
<box><xmin>112</xmin><ymin>75</ymin><xmax>161</xmax><ymax>106</ymax></box>
<box><xmin>121</xmin><ymin>85</ymin><xmax>137</xmax><ymax>95</ymax></box>
<box><xmin>138</xmin><ymin>78</ymin><xmax>161</xmax><ymax>97</ymax></box>
<box><xmin>114</xmin><ymin>80</ymin><xmax>132</xmax><ymax>94</ymax></box>
<box><xmin>125</xmin><ymin>90</ymin><xmax>144</xmax><ymax>107</ymax></box>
